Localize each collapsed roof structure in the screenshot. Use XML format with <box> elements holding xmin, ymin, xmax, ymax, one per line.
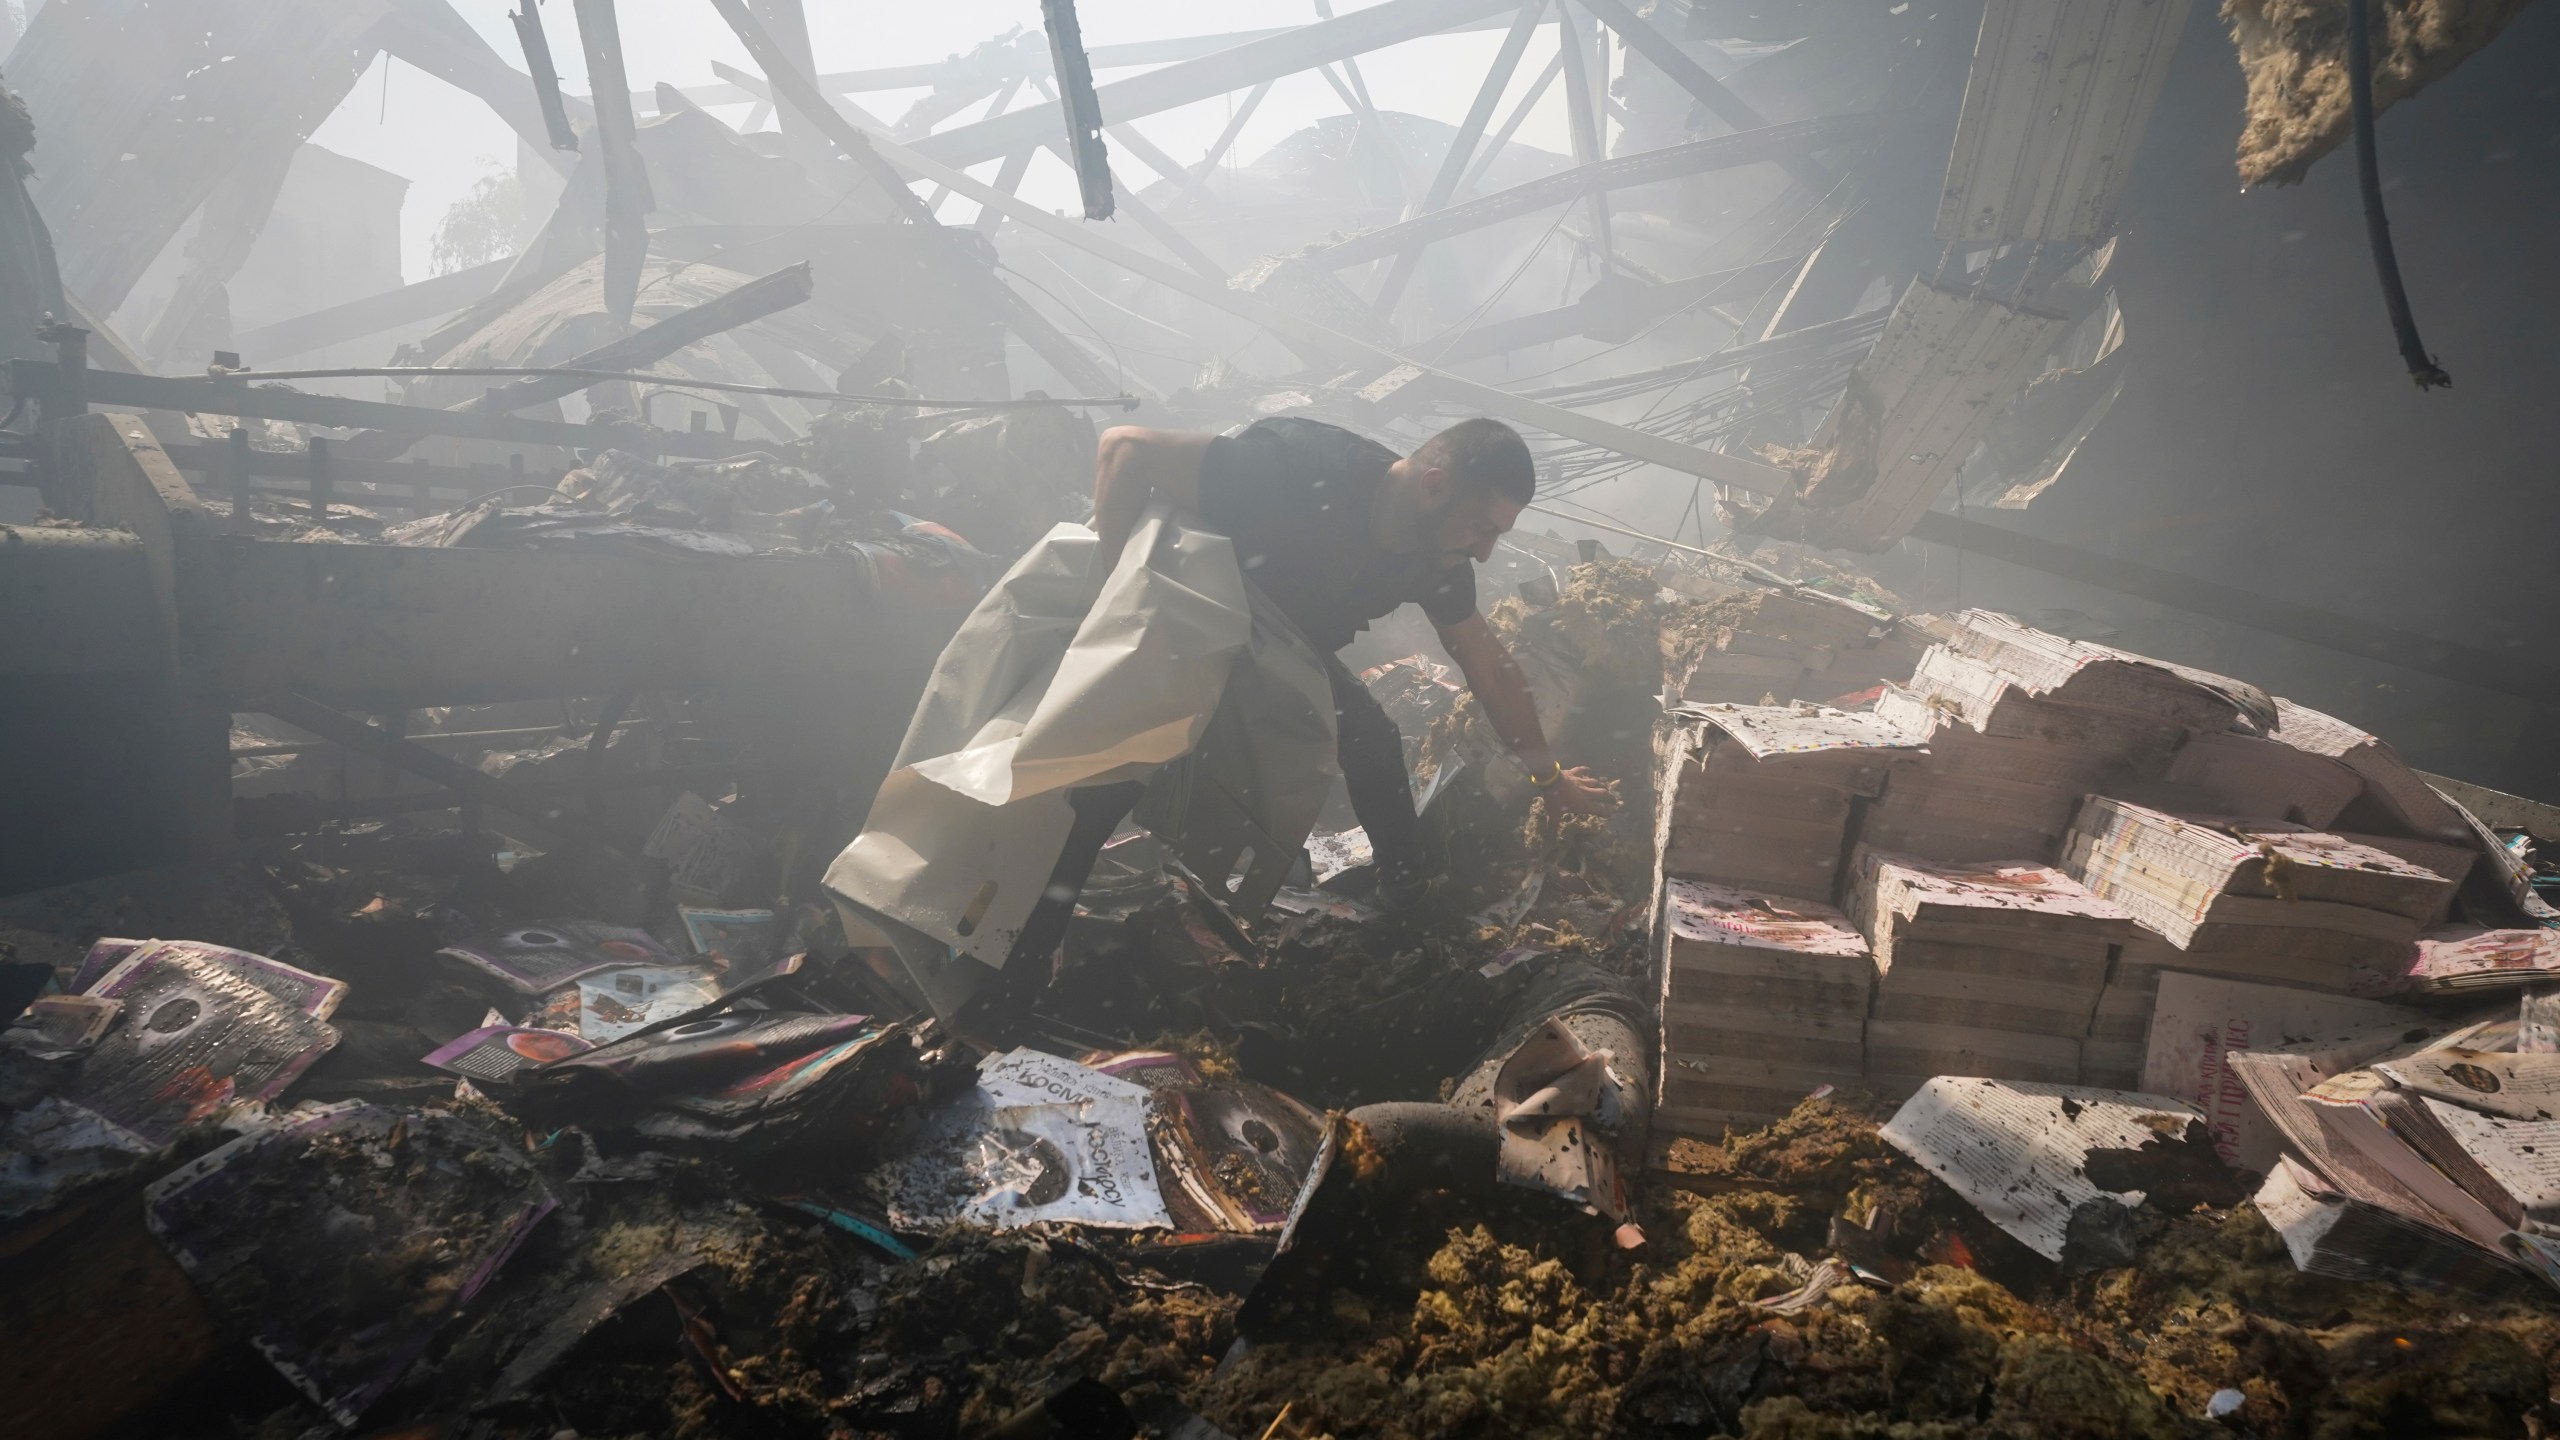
<box><xmin>6</xmin><ymin>0</ymin><xmax>2549</xmax><ymax>747</ymax></box>
<box><xmin>2</xmin><ymin>2</ymin><xmax>2559</xmax><ymax>1436</ymax></box>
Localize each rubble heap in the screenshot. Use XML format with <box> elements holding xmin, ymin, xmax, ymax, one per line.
<box><xmin>8</xmin><ymin>577</ymin><xmax>2560</xmax><ymax>1438</ymax></box>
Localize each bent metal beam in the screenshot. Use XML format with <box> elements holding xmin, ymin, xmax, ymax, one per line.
<box><xmin>723</xmin><ymin>46</ymin><xmax>1795</xmax><ymax>496</ymax></box>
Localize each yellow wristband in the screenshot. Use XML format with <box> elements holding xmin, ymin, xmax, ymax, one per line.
<box><xmin>1526</xmin><ymin>762</ymin><xmax>1561</xmax><ymax>787</ymax></box>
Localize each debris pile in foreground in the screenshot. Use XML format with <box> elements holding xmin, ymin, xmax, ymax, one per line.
<box><xmin>8</xmin><ymin>570</ymin><xmax>2560</xmax><ymax>1439</ymax></box>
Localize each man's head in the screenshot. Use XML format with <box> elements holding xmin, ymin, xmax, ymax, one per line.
<box><xmin>1388</xmin><ymin>418</ymin><xmax>1534</xmax><ymax>568</ymax></box>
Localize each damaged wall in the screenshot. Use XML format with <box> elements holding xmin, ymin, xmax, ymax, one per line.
<box><xmin>1919</xmin><ymin>2</ymin><xmax>2560</xmax><ymax>797</ymax></box>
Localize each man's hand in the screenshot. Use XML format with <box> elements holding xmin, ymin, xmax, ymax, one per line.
<box><xmin>1543</xmin><ymin>764</ymin><xmax>1618</xmax><ymax>815</ymax></box>
<box><xmin>1091</xmin><ymin>427</ymin><xmax>1212</xmax><ymax>571</ymax></box>
<box><xmin>1439</xmin><ymin>617</ymin><xmax>1622</xmax><ymax>818</ymax></box>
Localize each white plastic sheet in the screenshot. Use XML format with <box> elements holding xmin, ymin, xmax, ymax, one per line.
<box><xmin>908</xmin><ymin>516</ymin><xmax>1252</xmax><ymax>807</ymax></box>
<box><xmin>824</xmin><ymin>507</ymin><xmax>1334</xmax><ymax>1017</ymax></box>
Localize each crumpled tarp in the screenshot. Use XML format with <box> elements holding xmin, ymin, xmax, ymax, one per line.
<box><xmin>824</xmin><ymin>506</ymin><xmax>1335</xmax><ymax>1018</ymax></box>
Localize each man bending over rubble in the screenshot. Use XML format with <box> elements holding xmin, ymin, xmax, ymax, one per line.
<box><xmin>1091</xmin><ymin>416</ymin><xmax>1616</xmax><ymax>909</ymax></box>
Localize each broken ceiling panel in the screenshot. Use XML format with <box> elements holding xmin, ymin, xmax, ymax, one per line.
<box><xmin>1732</xmin><ymin>277</ymin><xmax>2072</xmax><ymax>550</ymax></box>
<box><xmin>1934</xmin><ymin>0</ymin><xmax>2195</xmax><ymax>253</ymax></box>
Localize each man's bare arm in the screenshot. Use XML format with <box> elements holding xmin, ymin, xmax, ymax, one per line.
<box><xmin>1437</xmin><ymin>612</ymin><xmax>1617</xmax><ymax>813</ymax></box>
<box><xmin>1092</xmin><ymin>426</ymin><xmax>1214</xmax><ymax>569</ymax></box>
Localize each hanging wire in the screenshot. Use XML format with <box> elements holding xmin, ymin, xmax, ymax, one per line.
<box><xmin>207</xmin><ymin>364</ymin><xmax>1134</xmax><ymax>409</ymax></box>
<box><xmin>995</xmin><ymin>258</ymin><xmax>1136</xmax><ymax>394</ymax></box>
<box><xmin>1409</xmin><ymin>203</ymin><xmax>1580</xmax><ymax>366</ymax></box>
<box><xmin>2344</xmin><ymin>0</ymin><xmax>2452</xmax><ymax>389</ymax></box>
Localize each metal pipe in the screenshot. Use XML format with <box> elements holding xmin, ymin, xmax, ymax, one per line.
<box><xmin>235</xmin><ymin>757</ymin><xmax>799</xmax><ymax>825</ymax></box>
<box><xmin>1316</xmin><ymin>116</ymin><xmax>1879</xmax><ymax>270</ymax></box>
<box><xmin>1186</xmin><ymin>79</ymin><xmax>1275</xmax><ymax>197</ymax></box>
<box><xmin>568</xmin><ymin>0</ymin><xmax>654</xmax><ymax>326</ymax></box>
<box><xmin>974</xmin><ymin>148</ymin><xmax>1040</xmax><ymax>239</ymax></box>
<box><xmin>913</xmin><ymin>0</ymin><xmax>1521</xmax><ymax>168</ymax></box>
<box><xmin>252</xmin><ymin>694</ymin><xmax>640</xmax><ymax>853</ymax></box>
<box><xmin>1312</xmin><ymin>0</ymin><xmax>1424</xmax><ymax>204</ymax></box>
<box><xmin>226</xmin><ymin>427</ymin><xmax>255</xmax><ymax>533</ymax></box>
<box><xmin>306</xmin><ymin>435</ymin><xmax>333</xmax><ymax>520</ymax></box>
<box><xmin>1457</xmin><ymin>50</ymin><xmax>1563</xmax><ymax>199</ymax></box>
<box><xmin>508</xmin><ymin>3</ymin><xmax>580</xmax><ymax>150</ymax></box>
<box><xmin>1039</xmin><ymin>0</ymin><xmax>1114</xmax><ymax>220</ymax></box>
<box><xmin>1579</xmin><ymin>0</ymin><xmax>1833</xmax><ymax>191</ymax></box>
<box><xmin>1554</xmin><ymin>0</ymin><xmax>1615</xmax><ymax>262</ymax></box>
<box><xmin>1372</xmin><ymin>0</ymin><xmax>1547</xmax><ymax>317</ymax></box>
<box><xmin>705</xmin><ymin>0</ymin><xmax>1127</xmax><ymax>399</ymax></box>
<box><xmin>776</xmin><ymin>98</ymin><xmax>1795</xmax><ymax>494</ymax></box>
<box><xmin>230</xmin><ymin>719</ymin><xmax>652</xmax><ymax>759</ymax></box>
<box><xmin>201</xmin><ymin>365</ymin><xmax>1133</xmax><ymax>410</ymax></box>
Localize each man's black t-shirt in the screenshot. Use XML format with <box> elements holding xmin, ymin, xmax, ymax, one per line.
<box><xmin>1195</xmin><ymin>417</ymin><xmax>1478</xmax><ymax>653</ymax></box>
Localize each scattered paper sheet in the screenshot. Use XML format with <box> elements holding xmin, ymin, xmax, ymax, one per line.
<box><xmin>2414</xmin><ymin>1098</ymin><xmax>2560</xmax><ymax>1224</ymax></box>
<box><xmin>977</xmin><ymin>1047</ymin><xmax>1154</xmax><ymax>1108</ymax></box>
<box><xmin>1879</xmin><ymin>1077</ymin><xmax>2207</xmax><ymax>1262</ymax></box>
<box><xmin>2299</xmin><ymin>1069</ymin><xmax>2515</xmax><ymax>1246</ymax></box>
<box><xmin>5</xmin><ymin>995</ymin><xmax>120</xmax><ymax>1055</ymax></box>
<box><xmin>1153</xmin><ymin>1080</ymin><xmax>1327</xmax><ymax>1232</ymax></box>
<box><xmin>626</xmin><ymin>1026</ymin><xmax>898</xmax><ymax>1144</ymax></box>
<box><xmin>678</xmin><ymin>907</ymin><xmax>778</xmax><ymax>964</ymax></box>
<box><xmin>2403</xmin><ymin>928</ymin><xmax>2560</xmax><ymax>992</ymax></box>
<box><xmin>69</xmin><ymin>936</ymin><xmax>154</xmax><ymax>994</ymax></box>
<box><xmin>1305</xmin><ymin>828</ymin><xmax>1373</xmax><ymax>883</ymax></box>
<box><xmin>2253</xmin><ymin>1155</ymin><xmax>2533</xmax><ymax>1293</ymax></box>
<box><xmin>420</xmin><ymin>1025</ymin><xmax>593</xmax><ymax>1085</ymax></box>
<box><xmin>437</xmin><ymin>920</ymin><xmax>687</xmax><ymax>996</ymax></box>
<box><xmin>872</xmin><ymin>1096</ymin><xmax>1173</xmax><ymax>1232</ymax></box>
<box><xmin>1479</xmin><ymin>945</ymin><xmax>1548</xmax><ymax>980</ymax></box>
<box><xmin>1748</xmin><ymin>1258</ymin><xmax>1847</xmax><ymax>1314</ymax></box>
<box><xmin>88</xmin><ymin>938</ymin><xmax>346</xmax><ymax>1019</ymax></box>
<box><xmin>2374</xmin><ymin>1050</ymin><xmax>2560</xmax><ymax>1122</ymax></box>
<box><xmin>576</xmin><ymin>965</ymin><xmax>722</xmax><ymax>1042</ymax></box>
<box><xmin>1083</xmin><ymin>1049</ymin><xmax>1205</xmax><ymax>1092</ymax></box>
<box><xmin>79</xmin><ymin>946</ymin><xmax>339</xmax><ymax>1145</ymax></box>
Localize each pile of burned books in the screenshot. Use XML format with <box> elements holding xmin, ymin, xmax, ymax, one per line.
<box><xmin>1649</xmin><ymin>609</ymin><xmax>2553</xmax><ymax>1136</ymax></box>
<box><xmin>1655</xmin><ymin>880</ymin><xmax>1873</xmax><ymax>1138</ymax></box>
<box><xmin>1849</xmin><ymin>850</ymin><xmax>2130</xmax><ymax>1101</ymax></box>
<box><xmin>1664</xmin><ymin>582</ymin><xmax>1927</xmax><ymax>709</ymax></box>
<box><xmin>2226</xmin><ymin>999</ymin><xmax>2560</xmax><ymax>1292</ymax></box>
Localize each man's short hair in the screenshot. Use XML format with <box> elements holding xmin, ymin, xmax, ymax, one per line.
<box><xmin>1414</xmin><ymin>418</ymin><xmax>1534</xmax><ymax>507</ymax></box>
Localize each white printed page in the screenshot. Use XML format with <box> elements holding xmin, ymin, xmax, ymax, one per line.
<box><xmin>2376</xmin><ymin>1050</ymin><xmax>2560</xmax><ymax>1122</ymax></box>
<box><xmin>1879</xmin><ymin>1077</ymin><xmax>2204</xmax><ymax>1261</ymax></box>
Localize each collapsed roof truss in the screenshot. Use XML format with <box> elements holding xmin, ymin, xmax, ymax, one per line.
<box><xmin>13</xmin><ymin>0</ymin><xmax>2546</xmax><ymax>710</ymax></box>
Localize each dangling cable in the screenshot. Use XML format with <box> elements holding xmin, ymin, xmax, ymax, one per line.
<box><xmin>2346</xmin><ymin>0</ymin><xmax>2452</xmax><ymax>389</ymax></box>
